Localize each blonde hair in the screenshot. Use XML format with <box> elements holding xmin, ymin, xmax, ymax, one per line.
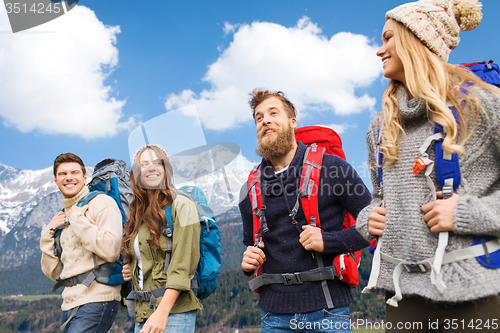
<box><xmin>379</xmin><ymin>20</ymin><xmax>498</xmax><ymax>166</ymax></box>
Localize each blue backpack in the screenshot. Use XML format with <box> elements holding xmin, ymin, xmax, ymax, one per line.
<box><xmin>459</xmin><ymin>60</ymin><xmax>500</xmax><ymax>87</ymax></box>
<box><xmin>163</xmin><ymin>186</ymin><xmax>221</xmax><ymax>300</ymax></box>
<box><xmin>51</xmin><ymin>159</ymin><xmax>132</xmax><ymax>292</ymax></box>
<box><xmin>372</xmin><ymin>61</ymin><xmax>500</xmax><ymax>268</ymax></box>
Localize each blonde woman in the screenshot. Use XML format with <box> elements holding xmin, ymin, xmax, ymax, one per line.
<box><xmin>356</xmin><ymin>0</ymin><xmax>500</xmax><ymax>329</ymax></box>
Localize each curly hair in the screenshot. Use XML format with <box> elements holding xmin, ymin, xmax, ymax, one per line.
<box><xmin>249</xmin><ymin>88</ymin><xmax>297</xmax><ymax>119</ymax></box>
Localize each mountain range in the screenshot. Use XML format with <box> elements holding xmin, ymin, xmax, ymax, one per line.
<box><xmin>0</xmin><ymin>148</ymin><xmax>257</xmax><ymax>270</ymax></box>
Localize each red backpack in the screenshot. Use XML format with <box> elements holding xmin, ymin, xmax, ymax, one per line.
<box><xmin>246</xmin><ymin>126</ymin><xmax>361</xmax><ymax>302</ymax></box>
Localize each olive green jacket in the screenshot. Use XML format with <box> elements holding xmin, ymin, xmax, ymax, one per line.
<box><xmin>128</xmin><ymin>194</ymin><xmax>202</xmax><ymax>323</ymax></box>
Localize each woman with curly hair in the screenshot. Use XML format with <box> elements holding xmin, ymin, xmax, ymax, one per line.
<box><xmin>356</xmin><ymin>0</ymin><xmax>500</xmax><ymax>330</ymax></box>
<box><xmin>122</xmin><ymin>144</ymin><xmax>201</xmax><ymax>333</ymax></box>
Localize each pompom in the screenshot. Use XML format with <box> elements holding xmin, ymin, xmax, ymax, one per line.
<box><xmin>453</xmin><ymin>0</ymin><xmax>483</xmax><ymax>31</ymax></box>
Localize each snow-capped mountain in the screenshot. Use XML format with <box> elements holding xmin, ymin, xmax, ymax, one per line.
<box><xmin>0</xmin><ymin>163</ymin><xmax>58</xmax><ymax>236</ymax></box>
<box><xmin>0</xmin><ymin>152</ymin><xmax>257</xmax><ymax>270</ymax></box>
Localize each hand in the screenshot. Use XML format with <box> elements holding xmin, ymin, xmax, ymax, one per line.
<box><xmin>122</xmin><ymin>264</ymin><xmax>132</xmax><ymax>282</ymax></box>
<box><xmin>140</xmin><ymin>289</ymin><xmax>180</xmax><ymax>333</ymax></box>
<box><xmin>299</xmin><ymin>225</ymin><xmax>324</xmax><ymax>252</ymax></box>
<box><xmin>368</xmin><ymin>205</ymin><xmax>386</xmax><ymax>236</ymax></box>
<box><xmin>241</xmin><ymin>242</ymin><xmax>266</xmax><ymax>272</ymax></box>
<box><xmin>66</xmin><ymin>205</ymin><xmax>89</xmax><ymax>218</ymax></box>
<box><xmin>422</xmin><ymin>191</ymin><xmax>459</xmax><ymax>233</ymax></box>
<box><xmin>140</xmin><ymin>309</ymin><xmax>168</xmax><ymax>333</ymax></box>
<box><xmin>47</xmin><ymin>211</ymin><xmax>67</xmax><ymax>230</ymax></box>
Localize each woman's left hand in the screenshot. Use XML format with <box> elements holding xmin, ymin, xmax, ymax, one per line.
<box><xmin>139</xmin><ymin>288</ymin><xmax>181</xmax><ymax>333</ymax></box>
<box><xmin>140</xmin><ymin>310</ymin><xmax>168</xmax><ymax>333</ymax></box>
<box><xmin>422</xmin><ymin>191</ymin><xmax>460</xmax><ymax>233</ymax></box>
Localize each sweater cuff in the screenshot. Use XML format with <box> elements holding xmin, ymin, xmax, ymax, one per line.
<box><xmin>356</xmin><ymin>204</ymin><xmax>376</xmax><ymax>241</ymax></box>
<box><xmin>453</xmin><ymin>195</ymin><xmax>474</xmax><ymax>234</ymax></box>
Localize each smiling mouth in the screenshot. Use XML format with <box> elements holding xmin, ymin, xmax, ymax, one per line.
<box><xmin>145</xmin><ymin>174</ymin><xmax>160</xmax><ymax>179</ymax></box>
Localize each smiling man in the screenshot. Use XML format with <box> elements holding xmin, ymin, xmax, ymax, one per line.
<box><xmin>239</xmin><ymin>89</ymin><xmax>371</xmax><ymax>332</ymax></box>
<box><xmin>40</xmin><ymin>153</ymin><xmax>122</xmax><ymax>333</ymax></box>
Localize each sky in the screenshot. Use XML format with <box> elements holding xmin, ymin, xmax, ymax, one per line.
<box><xmin>1</xmin><ymin>0</ymin><xmax>499</xmax><ymax>188</ymax></box>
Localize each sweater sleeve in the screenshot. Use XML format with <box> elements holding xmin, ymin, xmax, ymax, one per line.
<box><xmin>356</xmin><ymin>117</ymin><xmax>384</xmax><ymax>242</ymax></box>
<box><xmin>40</xmin><ymin>226</ymin><xmax>62</xmax><ymax>281</ymax></box>
<box><xmin>320</xmin><ymin>156</ymin><xmax>372</xmax><ymax>254</ymax></box>
<box><xmin>68</xmin><ymin>194</ymin><xmax>122</xmax><ymax>263</ymax></box>
<box><xmin>453</xmin><ymin>87</ymin><xmax>500</xmax><ymax>237</ymax></box>
<box><xmin>165</xmin><ymin>196</ymin><xmax>200</xmax><ymax>290</ymax></box>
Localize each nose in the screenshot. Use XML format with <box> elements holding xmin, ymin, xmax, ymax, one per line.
<box><xmin>376</xmin><ymin>45</ymin><xmax>385</xmax><ymax>57</ymax></box>
<box><xmin>261</xmin><ymin>113</ymin><xmax>272</xmax><ymax>125</ymax></box>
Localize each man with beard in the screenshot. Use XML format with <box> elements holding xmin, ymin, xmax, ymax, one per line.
<box><xmin>239</xmin><ymin>89</ymin><xmax>371</xmax><ymax>332</ymax></box>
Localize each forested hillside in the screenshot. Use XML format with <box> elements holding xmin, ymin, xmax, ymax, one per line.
<box><xmin>0</xmin><ymin>249</ymin><xmax>384</xmax><ymax>332</ymax></box>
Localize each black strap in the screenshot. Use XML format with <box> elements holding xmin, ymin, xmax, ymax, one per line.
<box><xmin>51</xmin><ymin>262</ymin><xmax>116</xmax><ymax>292</ymax></box>
<box><xmin>53</xmin><ymin>221</ymin><xmax>70</xmax><ymax>258</ymax></box>
<box><xmin>125</xmin><ymin>287</ymin><xmax>166</xmax><ymax>318</ymax></box>
<box><xmin>248</xmin><ymin>265</ymin><xmax>338</xmax><ymax>291</ymax></box>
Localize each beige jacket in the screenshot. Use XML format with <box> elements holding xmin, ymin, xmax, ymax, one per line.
<box><xmin>40</xmin><ymin>186</ymin><xmax>123</xmax><ymax>311</ymax></box>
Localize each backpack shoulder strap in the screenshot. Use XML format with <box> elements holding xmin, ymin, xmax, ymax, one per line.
<box><xmin>433</xmin><ymin>105</ymin><xmax>461</xmax><ymax>198</ymax></box>
<box><xmin>162</xmin><ymin>201</ymin><xmax>174</xmax><ymax>274</ymax></box>
<box><xmin>247</xmin><ymin>164</ymin><xmax>267</xmax><ymax>247</ymax></box>
<box><xmin>297</xmin><ymin>143</ymin><xmax>324</xmax><ymax>228</ymax></box>
<box><xmin>76</xmin><ymin>190</ymin><xmax>105</xmax><ymax>207</ymax></box>
<box><xmin>376</xmin><ymin>124</ymin><xmax>384</xmax><ymax>196</ymax></box>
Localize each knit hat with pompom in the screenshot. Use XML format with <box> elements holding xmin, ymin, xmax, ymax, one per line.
<box><xmin>386</xmin><ymin>0</ymin><xmax>482</xmax><ymax>61</ymax></box>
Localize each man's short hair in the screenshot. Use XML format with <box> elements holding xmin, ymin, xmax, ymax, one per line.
<box><xmin>249</xmin><ymin>89</ymin><xmax>297</xmax><ymax>119</ymax></box>
<box><xmin>53</xmin><ymin>153</ymin><xmax>86</xmax><ymax>176</ymax></box>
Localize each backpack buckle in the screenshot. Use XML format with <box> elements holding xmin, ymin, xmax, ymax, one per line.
<box><xmin>282</xmin><ymin>272</ymin><xmax>303</xmax><ymax>285</ymax></box>
<box><xmin>412</xmin><ymin>157</ymin><xmax>428</xmax><ymax>175</ymax></box>
<box><xmin>402</xmin><ymin>261</ymin><xmax>431</xmax><ymax>273</ymax></box>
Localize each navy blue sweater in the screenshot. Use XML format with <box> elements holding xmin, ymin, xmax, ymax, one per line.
<box><xmin>240</xmin><ymin>142</ymin><xmax>371</xmax><ymax>313</ymax></box>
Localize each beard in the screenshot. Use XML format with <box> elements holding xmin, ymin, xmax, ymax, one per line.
<box><xmin>256</xmin><ymin>123</ymin><xmax>295</xmax><ymax>161</ymax></box>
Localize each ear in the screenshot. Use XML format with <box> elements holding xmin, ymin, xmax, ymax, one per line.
<box><xmin>83</xmin><ymin>173</ymin><xmax>87</xmax><ymax>182</ymax></box>
<box><xmin>54</xmin><ymin>176</ymin><xmax>57</xmax><ymax>184</ymax></box>
<box><xmin>290</xmin><ymin>117</ymin><xmax>297</xmax><ymax>129</ymax></box>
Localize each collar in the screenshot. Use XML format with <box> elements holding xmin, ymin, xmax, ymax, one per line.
<box><xmin>260</xmin><ymin>141</ymin><xmax>307</xmax><ymax>187</ymax></box>
<box><xmin>396</xmin><ymin>85</ymin><xmax>427</xmax><ymax>121</ymax></box>
<box><xmin>62</xmin><ymin>186</ymin><xmax>90</xmax><ymax>210</ymax></box>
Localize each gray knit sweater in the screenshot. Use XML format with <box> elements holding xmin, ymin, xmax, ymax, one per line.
<box><xmin>356</xmin><ymin>85</ymin><xmax>500</xmax><ymax>302</ymax></box>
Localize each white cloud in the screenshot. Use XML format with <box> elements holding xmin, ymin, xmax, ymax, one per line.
<box><xmin>0</xmin><ymin>6</ymin><xmax>134</xmax><ymax>139</ymax></box>
<box><xmin>165</xmin><ymin>16</ymin><xmax>382</xmax><ymax>131</ymax></box>
<box><xmin>324</xmin><ymin>123</ymin><xmax>358</xmax><ymax>134</ymax></box>
<box><xmin>222</xmin><ymin>22</ymin><xmax>239</xmax><ymax>36</ymax></box>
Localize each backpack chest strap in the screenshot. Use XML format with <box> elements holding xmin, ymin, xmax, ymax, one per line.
<box><xmin>248</xmin><ymin>265</ymin><xmax>338</xmax><ymax>290</ymax></box>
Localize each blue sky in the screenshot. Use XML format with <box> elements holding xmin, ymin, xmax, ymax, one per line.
<box><xmin>1</xmin><ymin>0</ymin><xmax>499</xmax><ymax>187</ymax></box>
